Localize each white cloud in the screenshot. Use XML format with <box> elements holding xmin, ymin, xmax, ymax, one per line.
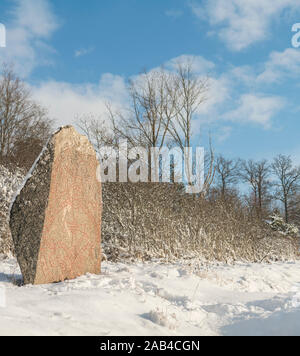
<box><xmin>223</xmin><ymin>94</ymin><xmax>285</xmax><ymax>128</ymax></box>
<box><xmin>12</xmin><ymin>0</ymin><xmax>59</xmax><ymax>38</ymax></box>
<box><xmin>165</xmin><ymin>54</ymin><xmax>215</xmax><ymax>74</ymax></box>
<box><xmin>26</xmin><ymin>53</ymin><xmax>284</xmax><ymax>136</ymax></box>
<box><xmin>188</xmin><ymin>74</ymin><xmax>232</xmax><ymax>137</ymax></box>
<box><xmin>75</xmin><ymin>47</ymin><xmax>94</xmax><ymax>58</ymax></box>
<box><xmin>31</xmin><ymin>74</ymin><xmax>128</xmax><ymax>127</ymax></box>
<box><xmin>216</xmin><ymin>126</ymin><xmax>233</xmax><ymax>143</ymax></box>
<box><xmin>190</xmin><ymin>0</ymin><xmax>300</xmax><ymax>51</ymax></box>
<box><xmin>1</xmin><ymin>0</ymin><xmax>60</xmax><ymax>77</ymax></box>
<box><xmin>31</xmin><ymin>53</ymin><xmax>283</xmax><ymax>136</ymax></box>
<box><xmin>257</xmin><ymin>48</ymin><xmax>300</xmax><ymax>83</ymax></box>
<box><xmin>30</xmin><ymin>54</ymin><xmax>226</xmax><ymax>133</ymax></box>
<box><xmin>229</xmin><ymin>49</ymin><xmax>300</xmax><ymax>85</ymax></box>
<box><xmin>230</xmin><ymin>65</ymin><xmax>257</xmax><ymax>86</ymax></box>
<box><xmin>197</xmin><ymin>76</ymin><xmax>231</xmax><ymax>116</ymax></box>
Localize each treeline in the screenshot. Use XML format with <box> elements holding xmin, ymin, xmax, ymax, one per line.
<box><xmin>1</xmin><ymin>62</ymin><xmax>299</xmax><ymax>229</ymax></box>
<box><xmin>212</xmin><ymin>154</ymin><xmax>300</xmax><ymax>225</ymax></box>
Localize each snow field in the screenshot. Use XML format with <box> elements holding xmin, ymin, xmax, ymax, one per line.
<box><xmin>0</xmin><ymin>257</ymin><xmax>300</xmax><ymax>336</ymax></box>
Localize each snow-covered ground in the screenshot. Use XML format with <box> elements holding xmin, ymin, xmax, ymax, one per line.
<box><xmin>0</xmin><ymin>257</ymin><xmax>300</xmax><ymax>336</ymax></box>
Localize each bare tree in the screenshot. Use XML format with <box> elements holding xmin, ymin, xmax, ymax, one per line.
<box><xmin>106</xmin><ymin>61</ymin><xmax>210</xmax><ymax>152</ymax></box>
<box><xmin>76</xmin><ymin>114</ymin><xmax>117</xmax><ymax>153</ymax></box>
<box><xmin>272</xmin><ymin>155</ymin><xmax>300</xmax><ymax>223</ymax></box>
<box><xmin>240</xmin><ymin>159</ymin><xmax>271</xmax><ymax>218</ymax></box>
<box><xmin>215</xmin><ymin>155</ymin><xmax>240</xmax><ymax>199</ymax></box>
<box><xmin>108</xmin><ymin>68</ymin><xmax>178</xmax><ymax>150</ymax></box>
<box><xmin>167</xmin><ymin>60</ymin><xmax>212</xmax><ymax>194</ymax></box>
<box><xmin>167</xmin><ymin>60</ymin><xmax>209</xmax><ymax>150</ymax></box>
<box><xmin>202</xmin><ymin>137</ymin><xmax>215</xmax><ymax>195</ymax></box>
<box><xmin>0</xmin><ymin>64</ymin><xmax>53</xmax><ymax>168</ymax></box>
<box><xmin>77</xmin><ymin>61</ymin><xmax>213</xmax><ymax>192</ymax></box>
<box><xmin>289</xmin><ymin>193</ymin><xmax>300</xmax><ymax>225</ymax></box>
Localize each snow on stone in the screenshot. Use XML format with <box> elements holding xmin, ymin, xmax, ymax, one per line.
<box><xmin>8</xmin><ymin>126</ymin><xmax>63</xmax><ymax>214</ymax></box>
<box><xmin>0</xmin><ymin>257</ymin><xmax>300</xmax><ymax>336</ymax></box>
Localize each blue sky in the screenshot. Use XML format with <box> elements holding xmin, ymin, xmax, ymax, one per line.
<box><xmin>0</xmin><ymin>0</ymin><xmax>300</xmax><ymax>162</ymax></box>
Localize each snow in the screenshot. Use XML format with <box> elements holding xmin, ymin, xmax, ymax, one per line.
<box><xmin>1</xmin><ymin>257</ymin><xmax>300</xmax><ymax>336</ymax></box>
<box><xmin>8</xmin><ymin>138</ymin><xmax>51</xmax><ymax>214</ymax></box>
<box><xmin>8</xmin><ymin>126</ymin><xmax>64</xmax><ymax>214</ymax></box>
<box><xmin>0</xmin><ymin>166</ymin><xmax>24</xmax><ymax>212</ymax></box>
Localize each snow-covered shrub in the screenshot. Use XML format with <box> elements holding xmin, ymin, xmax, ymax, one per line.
<box><xmin>146</xmin><ymin>308</ymin><xmax>178</xmax><ymax>330</ymax></box>
<box><xmin>268</xmin><ymin>213</ymin><xmax>299</xmax><ymax>237</ymax></box>
<box><xmin>102</xmin><ymin>183</ymin><xmax>298</xmax><ymax>264</ymax></box>
<box><xmin>0</xmin><ymin>165</ymin><xmax>24</xmax><ymax>256</ymax></box>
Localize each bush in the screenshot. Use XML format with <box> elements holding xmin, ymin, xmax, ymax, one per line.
<box><xmin>0</xmin><ymin>165</ymin><xmax>24</xmax><ymax>255</ymax></box>
<box><xmin>268</xmin><ymin>213</ymin><xmax>299</xmax><ymax>237</ymax></box>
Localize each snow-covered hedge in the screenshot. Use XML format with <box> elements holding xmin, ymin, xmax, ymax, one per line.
<box><xmin>102</xmin><ymin>183</ymin><xmax>299</xmax><ymax>264</ymax></box>
<box><xmin>1</xmin><ymin>167</ymin><xmax>298</xmax><ymax>263</ymax></box>
<box><xmin>0</xmin><ymin>165</ymin><xmax>24</xmax><ymax>256</ymax></box>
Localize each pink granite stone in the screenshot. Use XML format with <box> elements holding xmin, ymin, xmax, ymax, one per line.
<box><xmin>10</xmin><ymin>126</ymin><xmax>102</xmax><ymax>285</ymax></box>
